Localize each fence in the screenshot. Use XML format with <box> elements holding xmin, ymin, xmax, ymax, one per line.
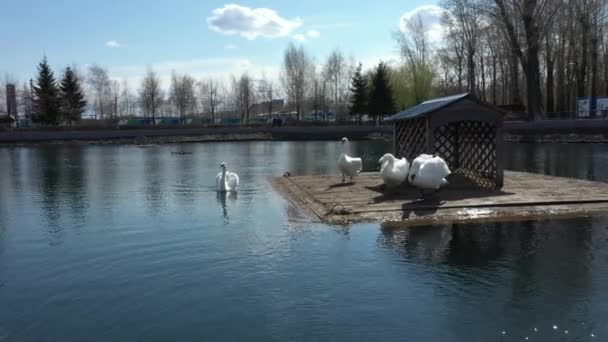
<box><xmin>545</xmin><ymin>111</ymin><xmax>608</xmax><ymax>120</ymax></box>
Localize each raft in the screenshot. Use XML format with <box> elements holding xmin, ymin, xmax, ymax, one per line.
<box><xmin>271</xmin><ymin>171</ymin><xmax>608</xmax><ymax>226</ymax></box>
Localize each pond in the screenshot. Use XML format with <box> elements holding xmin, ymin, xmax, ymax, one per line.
<box><xmin>0</xmin><ymin>141</ymin><xmax>607</xmax><ymax>341</ymax></box>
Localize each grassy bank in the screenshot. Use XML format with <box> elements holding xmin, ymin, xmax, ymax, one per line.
<box><xmin>0</xmin><ymin>125</ymin><xmax>392</xmax><ymax>145</ymax></box>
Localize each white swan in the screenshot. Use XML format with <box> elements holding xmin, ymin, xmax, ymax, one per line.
<box><xmin>378</xmin><ymin>153</ymin><xmax>410</xmax><ymax>187</ymax></box>
<box><xmin>337</xmin><ymin>137</ymin><xmax>362</xmax><ymax>183</ymax></box>
<box><xmin>408</xmin><ymin>154</ymin><xmax>451</xmax><ymax>194</ymax></box>
<box><xmin>216</xmin><ymin>162</ymin><xmax>239</xmax><ymax>192</ymax></box>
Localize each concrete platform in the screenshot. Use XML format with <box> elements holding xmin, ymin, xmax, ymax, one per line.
<box><xmin>271</xmin><ymin>171</ymin><xmax>608</xmax><ymax>226</ymax></box>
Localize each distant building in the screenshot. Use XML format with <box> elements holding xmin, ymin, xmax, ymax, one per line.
<box><xmin>6</xmin><ymin>84</ymin><xmax>17</xmax><ymax>119</ymax></box>
<box><xmin>249</xmin><ymin>99</ymin><xmax>285</xmax><ymax>116</ymax></box>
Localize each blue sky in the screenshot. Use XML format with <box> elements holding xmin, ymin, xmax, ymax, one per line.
<box><xmin>0</xmin><ymin>0</ymin><xmax>440</xmax><ymax>88</ymax></box>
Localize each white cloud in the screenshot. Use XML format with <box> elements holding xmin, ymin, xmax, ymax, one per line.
<box><xmin>293</xmin><ymin>34</ymin><xmax>307</xmax><ymax>42</ymax></box>
<box><xmin>306</xmin><ymin>30</ymin><xmax>320</xmax><ymax>38</ymax></box>
<box><xmin>224</xmin><ymin>44</ymin><xmax>238</xmax><ymax>50</ymax></box>
<box><xmin>292</xmin><ymin>29</ymin><xmax>321</xmax><ymax>43</ymax></box>
<box><xmin>399</xmin><ymin>5</ymin><xmax>447</xmax><ymax>44</ymax></box>
<box><xmin>207</xmin><ymin>4</ymin><xmax>302</xmax><ymax>40</ymax></box>
<box><xmin>105</xmin><ymin>40</ymin><xmax>121</xmax><ymax>48</ymax></box>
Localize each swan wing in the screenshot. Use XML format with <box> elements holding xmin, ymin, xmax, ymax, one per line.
<box><xmin>226</xmin><ymin>172</ymin><xmax>240</xmax><ymax>190</ymax></box>
<box><xmin>339</xmin><ymin>155</ymin><xmax>362</xmax><ymax>176</ymax></box>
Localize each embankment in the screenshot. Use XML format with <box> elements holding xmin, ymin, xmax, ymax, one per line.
<box><xmin>0</xmin><ymin>125</ymin><xmax>393</xmax><ymax>145</ymax></box>
<box><xmin>1</xmin><ymin>119</ymin><xmax>607</xmax><ymax>145</ymax></box>
<box><xmin>504</xmin><ymin>120</ymin><xmax>608</xmax><ymax>143</ymax></box>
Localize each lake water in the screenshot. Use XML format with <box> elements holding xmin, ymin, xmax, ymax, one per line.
<box><xmin>1</xmin><ymin>141</ymin><xmax>607</xmax><ymax>341</ymax></box>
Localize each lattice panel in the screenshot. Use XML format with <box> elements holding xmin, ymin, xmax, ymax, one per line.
<box><xmin>434</xmin><ymin>123</ymin><xmax>458</xmax><ymax>168</ymax></box>
<box><xmin>395</xmin><ymin>118</ymin><xmax>426</xmax><ymax>161</ymax></box>
<box><xmin>456</xmin><ymin>121</ymin><xmax>498</xmax><ymax>189</ymax></box>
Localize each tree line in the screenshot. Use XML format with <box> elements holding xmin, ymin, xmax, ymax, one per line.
<box><xmin>409</xmin><ymin>0</ymin><xmax>608</xmax><ymax>119</ymax></box>
<box><xmin>1</xmin><ymin>45</ymin><xmax>402</xmax><ymax>126</ymax></box>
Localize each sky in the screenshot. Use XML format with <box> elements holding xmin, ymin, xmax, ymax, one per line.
<box><xmin>0</xmin><ymin>0</ymin><xmax>442</xmax><ymax>89</ymax></box>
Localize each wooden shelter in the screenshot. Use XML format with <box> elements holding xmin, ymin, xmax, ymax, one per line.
<box><xmin>385</xmin><ymin>93</ymin><xmax>504</xmax><ymax>189</ymax></box>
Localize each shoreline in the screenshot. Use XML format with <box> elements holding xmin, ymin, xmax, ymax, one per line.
<box><xmin>2</xmin><ymin>119</ymin><xmax>608</xmax><ymax>146</ymax></box>
<box><xmin>0</xmin><ymin>126</ymin><xmax>393</xmax><ymax>146</ymax></box>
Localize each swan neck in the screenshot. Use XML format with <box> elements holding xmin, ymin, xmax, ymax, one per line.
<box><xmin>342</xmin><ymin>142</ymin><xmax>350</xmax><ymax>154</ymax></box>
<box><xmin>220</xmin><ymin>169</ymin><xmax>227</xmax><ymax>189</ymax></box>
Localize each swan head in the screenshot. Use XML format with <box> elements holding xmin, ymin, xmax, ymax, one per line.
<box><xmin>340</xmin><ymin>137</ymin><xmax>349</xmax><ymax>145</ymax></box>
<box><xmin>378</xmin><ymin>153</ymin><xmax>394</xmax><ymax>165</ymax></box>
<box><xmin>219</xmin><ymin>162</ymin><xmax>227</xmax><ymax>170</ymax></box>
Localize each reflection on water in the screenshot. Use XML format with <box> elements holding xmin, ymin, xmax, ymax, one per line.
<box><xmin>216</xmin><ymin>191</ymin><xmax>237</xmax><ymax>223</ymax></box>
<box><xmin>0</xmin><ymin>141</ymin><xmax>607</xmax><ymax>341</ymax></box>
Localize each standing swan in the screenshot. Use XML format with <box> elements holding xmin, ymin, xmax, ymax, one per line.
<box><xmin>337</xmin><ymin>137</ymin><xmax>363</xmax><ymax>183</ymax></box>
<box><xmin>408</xmin><ymin>154</ymin><xmax>451</xmax><ymax>197</ymax></box>
<box><xmin>216</xmin><ymin>162</ymin><xmax>240</xmax><ymax>192</ymax></box>
<box><xmin>378</xmin><ymin>153</ymin><xmax>410</xmax><ymax>188</ymax></box>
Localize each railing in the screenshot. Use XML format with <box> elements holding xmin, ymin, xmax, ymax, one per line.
<box><xmin>544</xmin><ymin>111</ymin><xmax>608</xmax><ymax>120</ymax></box>
<box><xmin>0</xmin><ymin>119</ymin><xmax>386</xmax><ymax>132</ymax></box>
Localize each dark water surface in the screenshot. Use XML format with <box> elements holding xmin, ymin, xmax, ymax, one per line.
<box><xmin>1</xmin><ymin>141</ymin><xmax>607</xmax><ymax>341</ymax></box>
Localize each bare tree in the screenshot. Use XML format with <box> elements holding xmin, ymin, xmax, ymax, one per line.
<box><xmin>258</xmin><ymin>71</ymin><xmax>275</xmax><ymax>121</ymax></box>
<box><xmin>280</xmin><ymin>43</ymin><xmax>314</xmax><ymax>120</ymax></box>
<box><xmin>111</xmin><ymin>80</ymin><xmax>120</xmax><ymax>120</ymax></box>
<box><xmin>139</xmin><ymin>68</ymin><xmax>163</xmax><ymax>125</ymax></box>
<box><xmin>441</xmin><ymin>0</ymin><xmax>483</xmax><ymax>93</ymax></box>
<box><xmin>492</xmin><ymin>0</ymin><xmax>562</xmax><ymax>119</ymax></box>
<box><xmin>199</xmin><ymin>79</ymin><xmax>222</xmax><ymax>123</ymax></box>
<box><xmin>239</xmin><ymin>74</ymin><xmax>255</xmax><ymax>124</ymax></box>
<box><xmin>312</xmin><ymin>68</ymin><xmax>329</xmax><ymax>120</ymax></box>
<box><xmin>87</xmin><ymin>64</ymin><xmax>112</xmax><ymax>120</ymax></box>
<box><xmin>395</xmin><ymin>14</ymin><xmax>435</xmax><ymax>104</ymax></box>
<box><xmin>170</xmin><ymin>71</ymin><xmax>196</xmax><ymax>124</ymax></box>
<box><xmin>228</xmin><ymin>74</ymin><xmax>255</xmax><ymax>124</ymax></box>
<box><xmin>120</xmin><ymin>80</ymin><xmax>137</xmax><ymax>116</ymax></box>
<box><xmin>322</xmin><ymin>49</ymin><xmax>353</xmax><ymax>119</ymax></box>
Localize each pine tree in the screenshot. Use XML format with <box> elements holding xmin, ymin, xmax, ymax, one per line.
<box><xmin>349</xmin><ymin>63</ymin><xmax>368</xmax><ymax>123</ymax></box>
<box><xmin>60</xmin><ymin>67</ymin><xmax>87</xmax><ymax>125</ymax></box>
<box><xmin>368</xmin><ymin>61</ymin><xmax>396</xmax><ymax>122</ymax></box>
<box><xmin>32</xmin><ymin>57</ymin><xmax>60</xmax><ymax>125</ymax></box>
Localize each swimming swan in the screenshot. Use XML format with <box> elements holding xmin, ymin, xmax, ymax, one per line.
<box><xmin>216</xmin><ymin>162</ymin><xmax>239</xmax><ymax>192</ymax></box>
<box><xmin>378</xmin><ymin>153</ymin><xmax>410</xmax><ymax>187</ymax></box>
<box><xmin>408</xmin><ymin>154</ymin><xmax>451</xmax><ymax>194</ymax></box>
<box><xmin>337</xmin><ymin>137</ymin><xmax>362</xmax><ymax>183</ymax></box>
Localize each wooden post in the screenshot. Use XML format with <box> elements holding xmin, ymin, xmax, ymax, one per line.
<box><xmin>393</xmin><ymin>123</ymin><xmax>397</xmax><ymax>156</ymax></box>
<box><xmin>495</xmin><ymin>124</ymin><xmax>504</xmax><ymax>189</ymax></box>
<box><xmin>454</xmin><ymin>122</ymin><xmax>460</xmax><ymax>169</ymax></box>
<box><xmin>426</xmin><ymin>117</ymin><xmax>435</xmax><ymax>155</ymax></box>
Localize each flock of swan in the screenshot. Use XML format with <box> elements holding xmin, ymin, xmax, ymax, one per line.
<box><xmin>338</xmin><ymin>137</ymin><xmax>451</xmax><ymax>196</ymax></box>
<box><xmin>216</xmin><ymin>137</ymin><xmax>451</xmax><ymax>196</ymax></box>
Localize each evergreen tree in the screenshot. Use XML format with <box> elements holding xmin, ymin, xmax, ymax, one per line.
<box><xmin>368</xmin><ymin>61</ymin><xmax>396</xmax><ymax>122</ymax></box>
<box><xmin>349</xmin><ymin>63</ymin><xmax>368</xmax><ymax>123</ymax></box>
<box><xmin>32</xmin><ymin>57</ymin><xmax>60</xmax><ymax>125</ymax></box>
<box><xmin>59</xmin><ymin>67</ymin><xmax>87</xmax><ymax>125</ymax></box>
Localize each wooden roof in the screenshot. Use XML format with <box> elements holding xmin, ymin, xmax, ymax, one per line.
<box><xmin>385</xmin><ymin>93</ymin><xmax>503</xmax><ymax>124</ymax></box>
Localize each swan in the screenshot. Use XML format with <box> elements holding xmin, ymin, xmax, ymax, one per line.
<box><xmin>408</xmin><ymin>154</ymin><xmax>451</xmax><ymax>196</ymax></box>
<box><xmin>378</xmin><ymin>153</ymin><xmax>410</xmax><ymax>187</ymax></box>
<box><xmin>337</xmin><ymin>137</ymin><xmax>362</xmax><ymax>183</ymax></box>
<box><xmin>216</xmin><ymin>162</ymin><xmax>239</xmax><ymax>192</ymax></box>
